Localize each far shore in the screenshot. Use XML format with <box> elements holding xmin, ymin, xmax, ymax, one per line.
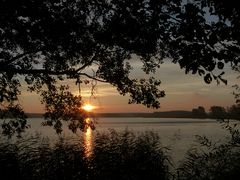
<box><xmin>26</xmin><ymin>111</ymin><xmax>220</xmax><ymax>119</ymax></box>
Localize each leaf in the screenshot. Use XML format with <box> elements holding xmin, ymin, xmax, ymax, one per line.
<box><xmin>204</xmin><ymin>73</ymin><xmax>212</xmax><ymax>84</ymax></box>
<box><xmin>198</xmin><ymin>69</ymin><xmax>205</xmax><ymax>76</ymax></box>
<box><xmin>217</xmin><ymin>62</ymin><xmax>224</xmax><ymax>69</ymax></box>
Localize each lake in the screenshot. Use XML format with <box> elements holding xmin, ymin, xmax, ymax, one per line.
<box><xmin>24</xmin><ymin>117</ymin><xmax>230</xmax><ymax>167</ymax></box>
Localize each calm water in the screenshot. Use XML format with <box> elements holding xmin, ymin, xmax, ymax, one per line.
<box><xmin>24</xmin><ymin>117</ymin><xmax>229</xmax><ymax>166</ymax></box>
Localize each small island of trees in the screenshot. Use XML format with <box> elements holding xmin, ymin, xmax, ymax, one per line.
<box><xmin>191</xmin><ymin>105</ymin><xmax>240</xmax><ymax>120</ymax></box>
<box><xmin>0</xmin><ymin>0</ymin><xmax>239</xmax><ymax>179</ymax></box>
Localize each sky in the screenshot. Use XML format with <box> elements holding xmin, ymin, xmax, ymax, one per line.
<box><xmin>20</xmin><ymin>57</ymin><xmax>239</xmax><ymax>113</ymax></box>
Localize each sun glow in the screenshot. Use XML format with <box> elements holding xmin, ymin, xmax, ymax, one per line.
<box><xmin>82</xmin><ymin>104</ymin><xmax>95</xmax><ymax>112</ymax></box>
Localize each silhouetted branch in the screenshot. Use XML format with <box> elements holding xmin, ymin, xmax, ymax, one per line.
<box><xmin>1</xmin><ymin>47</ymin><xmax>44</xmax><ymax>66</ymax></box>
<box><xmin>75</xmin><ymin>54</ymin><xmax>97</xmax><ymax>72</ymax></box>
<box><xmin>78</xmin><ymin>73</ymin><xmax>107</xmax><ymax>83</ymax></box>
<box><xmin>0</xmin><ymin>66</ymin><xmax>107</xmax><ymax>83</ymax></box>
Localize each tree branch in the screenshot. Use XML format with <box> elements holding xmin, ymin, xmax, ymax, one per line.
<box><xmin>6</xmin><ymin>51</ymin><xmax>32</xmax><ymax>65</ymax></box>
<box><xmin>75</xmin><ymin>53</ymin><xmax>96</xmax><ymax>72</ymax></box>
<box><xmin>1</xmin><ymin>48</ymin><xmax>45</xmax><ymax>67</ymax></box>
<box><xmin>79</xmin><ymin>73</ymin><xmax>107</xmax><ymax>83</ymax></box>
<box><xmin>161</xmin><ymin>11</ymin><xmax>182</xmax><ymax>24</ymax></box>
<box><xmin>0</xmin><ymin>66</ymin><xmax>107</xmax><ymax>83</ymax></box>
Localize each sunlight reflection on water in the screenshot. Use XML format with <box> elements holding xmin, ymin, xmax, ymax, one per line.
<box><xmin>24</xmin><ymin>117</ymin><xmax>229</xmax><ymax>165</ymax></box>
<box><xmin>84</xmin><ymin>119</ymin><xmax>93</xmax><ymax>157</ymax></box>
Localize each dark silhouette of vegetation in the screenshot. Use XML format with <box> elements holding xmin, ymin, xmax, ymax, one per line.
<box><xmin>209</xmin><ymin>106</ymin><xmax>227</xmax><ymax>120</ymax></box>
<box><xmin>0</xmin><ymin>130</ymin><xmax>170</xmax><ymax>180</ymax></box>
<box><xmin>1</xmin><ymin>127</ymin><xmax>239</xmax><ymax>180</ymax></box>
<box><xmin>191</xmin><ymin>105</ymin><xmax>240</xmax><ymax>120</ymax></box>
<box><xmin>177</xmin><ymin>119</ymin><xmax>240</xmax><ymax>180</ymax></box>
<box><xmin>0</xmin><ymin>134</ymin><xmax>89</xmax><ymax>180</ymax></box>
<box><xmin>230</xmin><ymin>65</ymin><xmax>240</xmax><ymax>120</ymax></box>
<box><xmin>178</xmin><ymin>70</ymin><xmax>240</xmax><ymax>180</ymax></box>
<box><xmin>90</xmin><ymin>130</ymin><xmax>170</xmax><ymax>180</ymax></box>
<box><xmin>192</xmin><ymin>106</ymin><xmax>207</xmax><ymax>119</ymax></box>
<box><xmin>228</xmin><ymin>104</ymin><xmax>240</xmax><ymax>120</ymax></box>
<box><xmin>0</xmin><ymin>105</ymin><xmax>28</xmax><ymax>137</ymax></box>
<box><xmin>1</xmin><ymin>0</ymin><xmax>240</xmax><ymax>136</ymax></box>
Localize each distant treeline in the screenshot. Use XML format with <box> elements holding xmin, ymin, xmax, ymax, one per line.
<box><xmin>191</xmin><ymin>105</ymin><xmax>240</xmax><ymax>120</ymax></box>
<box><xmin>92</xmin><ymin>105</ymin><xmax>240</xmax><ymax>120</ymax></box>
<box><xmin>24</xmin><ymin>111</ymin><xmax>193</xmax><ymax>118</ymax></box>
<box><xmin>96</xmin><ymin>111</ymin><xmax>193</xmax><ymax>118</ymax></box>
<box><xmin>2</xmin><ymin>104</ymin><xmax>239</xmax><ymax>120</ymax></box>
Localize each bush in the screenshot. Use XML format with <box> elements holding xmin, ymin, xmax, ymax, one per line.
<box><xmin>177</xmin><ymin>122</ymin><xmax>240</xmax><ymax>180</ymax></box>
<box><xmin>0</xmin><ymin>139</ymin><xmax>20</xmax><ymax>179</ymax></box>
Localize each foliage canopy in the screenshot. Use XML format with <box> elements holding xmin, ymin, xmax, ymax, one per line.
<box><xmin>0</xmin><ymin>0</ymin><xmax>239</xmax><ymax>136</ymax></box>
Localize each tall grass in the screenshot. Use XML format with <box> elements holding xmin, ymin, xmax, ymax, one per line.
<box><xmin>1</xmin><ymin>128</ymin><xmax>239</xmax><ymax>180</ymax></box>
<box><xmin>0</xmin><ymin>134</ymin><xmax>89</xmax><ymax>180</ymax></box>
<box><xmin>0</xmin><ymin>130</ymin><xmax>170</xmax><ymax>180</ymax></box>
<box><xmin>90</xmin><ymin>130</ymin><xmax>170</xmax><ymax>180</ymax></box>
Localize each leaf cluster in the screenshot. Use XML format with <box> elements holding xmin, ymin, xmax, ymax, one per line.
<box><xmin>1</xmin><ymin>0</ymin><xmax>240</xmax><ymax>136</ymax></box>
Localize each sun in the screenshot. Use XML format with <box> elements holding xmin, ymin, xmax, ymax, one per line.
<box><xmin>82</xmin><ymin>104</ymin><xmax>95</xmax><ymax>112</ymax></box>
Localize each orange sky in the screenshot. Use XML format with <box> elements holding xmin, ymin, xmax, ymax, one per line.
<box><xmin>20</xmin><ymin>61</ymin><xmax>238</xmax><ymax>113</ymax></box>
